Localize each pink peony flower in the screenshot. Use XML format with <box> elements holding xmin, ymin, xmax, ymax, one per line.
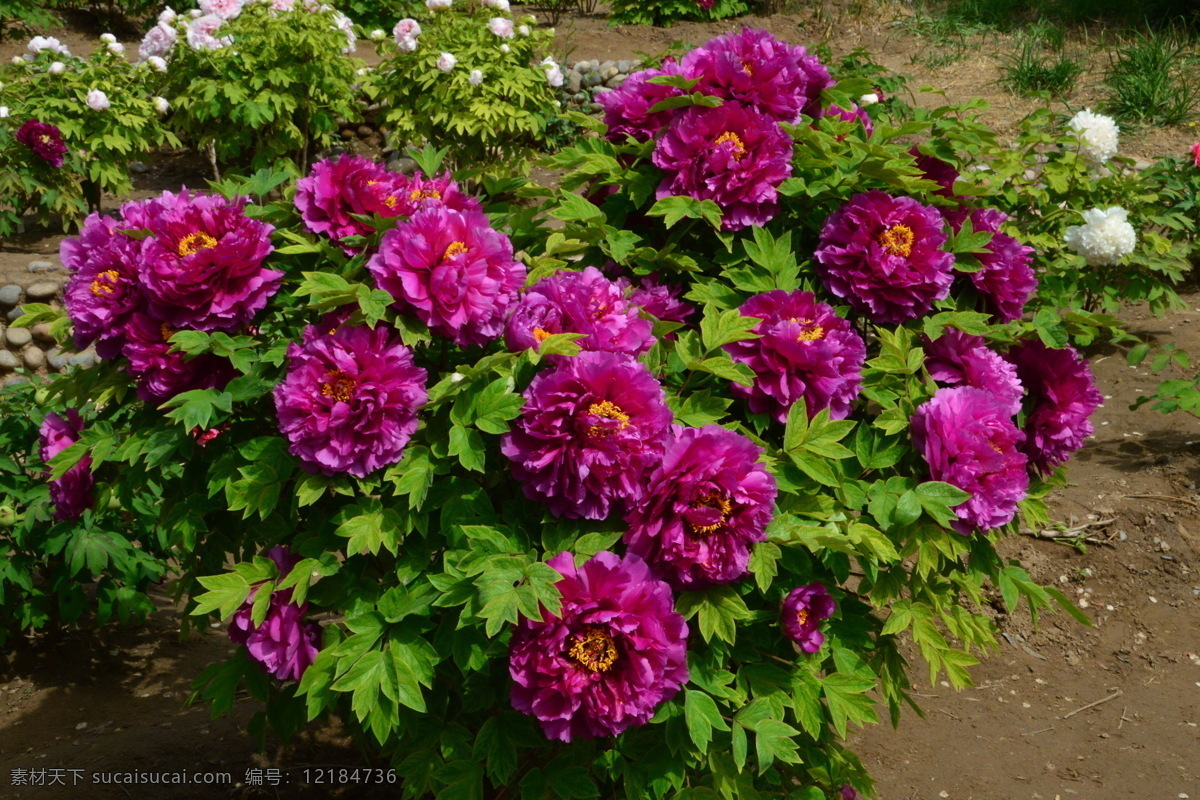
<box><xmin>121</xmin><ymin>312</ymin><xmax>237</xmax><ymax>404</ymax></box>
<box><xmin>911</xmin><ymin>386</ymin><xmax>1029</xmax><ymax>534</ymax></box>
<box><xmin>392</xmin><ymin>171</ymin><xmax>482</xmax><ymax>218</ymax></box>
<box><xmin>501</xmin><ymin>351</ymin><xmax>673</xmax><ymax>520</ymax></box>
<box><xmin>294</xmin><ymin>155</ymin><xmax>407</xmax><ymax>252</ymax></box>
<box><xmin>86</xmin><ymin>89</ymin><xmax>110</xmax><ymax>111</ymax></box>
<box><xmin>504</xmin><ymin>267</ymin><xmax>655</xmax><ymax>357</ymax></box>
<box><xmin>39</xmin><ymin>409</ymin><xmax>94</xmax><ymax>522</ymax></box>
<box><xmin>781</xmin><ymin>583</ymin><xmax>836</xmax><ymax>653</ymax></box>
<box><xmin>1008</xmin><ymin>341</ymin><xmax>1102</xmax><ymax>475</ymax></box>
<box><xmin>597</xmin><ymin>61</ymin><xmax>685</xmax><ymax>143</ymax></box>
<box><xmin>437</xmin><ymin>52</ymin><xmax>457</xmax><ymax>72</ymax></box>
<box><xmin>724</xmin><ymin>290</ymin><xmax>865</xmax><ymax>423</ymax></box>
<box><xmin>682</xmin><ymin>28</ymin><xmax>833</xmax><ymax>124</ymax></box>
<box><xmin>488</xmin><ymin>17</ymin><xmax>514</xmax><ymax>38</ymax></box>
<box><xmin>509</xmin><ymin>551</ymin><xmax>689</xmax><ymax>742</ymax></box>
<box><xmin>186</xmin><ymin>15</ymin><xmax>231</xmax><ymax>50</ymax></box>
<box><xmin>624</xmin><ymin>425</ymin><xmax>777</xmax><ymax>590</ymax></box>
<box><xmin>814</xmin><ymin>190</ymin><xmax>955</xmax><ymax>324</ymax></box>
<box><xmin>911</xmin><ymin>147</ymin><xmax>961</xmax><ymax>199</ymax></box>
<box><xmin>922</xmin><ymin>329</ymin><xmax>1023</xmax><ymax>416</ymax></box>
<box><xmin>626</xmin><ymin>275</ymin><xmax>695</xmax><ymax>325</ymax></box>
<box><xmin>1193</xmin><ymin>142</ymin><xmax>1200</xmax><ymax>168</ymax></box>
<box><xmin>139</xmin><ymin>190</ymin><xmax>280</xmax><ymax>332</ymax></box>
<box><xmin>653</xmin><ymin>101</ymin><xmax>793</xmax><ymax>231</ymax></box>
<box><xmin>62</xmin><ymin>212</ymin><xmax>146</xmax><ymax>358</ymax></box>
<box><xmin>228</xmin><ymin>547</ymin><xmax>321</xmax><ymax>682</ymax></box>
<box><xmin>138</xmin><ymin>22</ymin><xmax>177</xmax><ymax>61</ymax></box>
<box><xmin>367</xmin><ymin>206</ymin><xmax>524</xmax><ymax>347</ymax></box>
<box><xmin>274</xmin><ymin>324</ymin><xmax>428</xmax><ymax>478</ymax></box>
<box><xmin>198</xmin><ymin>0</ymin><xmax>244</xmax><ymax>20</ymax></box>
<box><xmin>393</xmin><ymin>18</ymin><xmax>421</xmax><ymax>51</ymax></box>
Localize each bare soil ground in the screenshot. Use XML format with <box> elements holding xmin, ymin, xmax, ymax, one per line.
<box><xmin>2</xmin><ymin>6</ymin><xmax>1199</xmax><ymax>799</ymax></box>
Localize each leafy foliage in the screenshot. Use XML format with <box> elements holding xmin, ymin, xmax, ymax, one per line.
<box><xmin>608</xmin><ymin>0</ymin><xmax>749</xmax><ymax>27</ymax></box>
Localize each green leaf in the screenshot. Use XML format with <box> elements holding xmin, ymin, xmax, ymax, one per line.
<box><xmin>684</xmin><ymin>689</ymin><xmax>731</xmax><ymax>752</ymax></box>
<box><xmin>699</xmin><ymin>305</ymin><xmax>762</xmax><ymax>351</ymax></box>
<box><xmin>822</xmin><ymin>673</ymin><xmax>878</xmax><ymax>738</ymax></box>
<box><xmin>191</xmin><ymin>573</ymin><xmax>252</xmax><ymax>619</ymax></box>
<box><xmin>752</xmin><ymin>719</ymin><xmax>802</xmax><ymax>769</ymax></box>
<box><xmin>677</xmin><ymin>586</ymin><xmax>754</xmax><ymax>644</ymax></box>
<box><xmin>647</xmin><ymin>195</ymin><xmax>723</xmax><ymax>229</ymax></box>
<box><xmin>449</xmin><ymin>426</ymin><xmax>486</xmax><ymax>472</ymax></box>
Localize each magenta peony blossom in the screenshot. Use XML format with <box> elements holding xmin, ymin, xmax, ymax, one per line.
<box><xmin>1192</xmin><ymin>142</ymin><xmax>1200</xmax><ymax>168</ymax></box>
<box><xmin>949</xmin><ymin>207</ymin><xmax>1037</xmax><ymax>323</ymax></box>
<box><xmin>627</xmin><ymin>275</ymin><xmax>695</xmax><ymax>325</ymax></box>
<box><xmin>597</xmin><ymin>61</ymin><xmax>685</xmax><ymax>143</ymax></box>
<box><xmin>139</xmin><ymin>190</ymin><xmax>280</xmax><ymax>332</ymax></box>
<box><xmin>391</xmin><ymin>171</ymin><xmax>482</xmax><ymax>218</ymax></box>
<box><xmin>911</xmin><ymin>147</ymin><xmax>961</xmax><ymax>198</ymax></box>
<box><xmin>121</xmin><ymin>312</ymin><xmax>237</xmax><ymax>404</ymax></box>
<box><xmin>653</xmin><ymin>102</ymin><xmax>793</xmax><ymax>231</ymax></box>
<box><xmin>814</xmin><ymin>190</ymin><xmax>955</xmax><ymax>324</ymax></box>
<box><xmin>15</xmin><ymin>121</ymin><xmax>67</xmax><ymax>167</ymax></box>
<box><xmin>624</xmin><ymin>425</ymin><xmax>777</xmax><ymax>590</ymax></box>
<box><xmin>509</xmin><ymin>551</ymin><xmax>689</xmax><ymax>742</ymax></box>
<box><xmin>274</xmin><ymin>324</ymin><xmax>427</xmax><ymax>478</ymax></box>
<box><xmin>501</xmin><ymin>351</ymin><xmax>673</xmax><ymax>520</ymax></box>
<box><xmin>821</xmin><ymin>103</ymin><xmax>873</xmax><ymax>139</ymax></box>
<box><xmin>504</xmin><ymin>267</ymin><xmax>655</xmax><ymax>357</ymax></box>
<box><xmin>138</xmin><ymin>22</ymin><xmax>176</xmax><ymax>61</ymax></box>
<box><xmin>1008</xmin><ymin>341</ymin><xmax>1102</xmax><ymax>475</ymax></box>
<box><xmin>294</xmin><ymin>155</ymin><xmax>407</xmax><ymax>251</ymax></box>
<box><xmin>922</xmin><ymin>329</ymin><xmax>1023</xmax><ymax>416</ymax></box>
<box><xmin>681</xmin><ymin>28</ymin><xmax>833</xmax><ymax>124</ymax></box>
<box><xmin>62</xmin><ymin>212</ymin><xmax>146</xmax><ymax>358</ymax></box>
<box><xmin>367</xmin><ymin>206</ymin><xmax>524</xmax><ymax>347</ymax></box>
<box><xmin>39</xmin><ymin>409</ymin><xmax>94</xmax><ymax>522</ymax></box>
<box><xmin>724</xmin><ymin>290</ymin><xmax>865</xmax><ymax>423</ymax></box>
<box><xmin>228</xmin><ymin>546</ymin><xmax>321</xmax><ymax>682</ymax></box>
<box><xmin>911</xmin><ymin>386</ymin><xmax>1029</xmax><ymax>534</ymax></box>
<box><xmin>780</xmin><ymin>583</ymin><xmax>836</xmax><ymax>653</ymax></box>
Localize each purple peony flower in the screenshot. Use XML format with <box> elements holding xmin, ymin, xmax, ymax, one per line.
<box><xmin>911</xmin><ymin>147</ymin><xmax>961</xmax><ymax>199</ymax></box>
<box><xmin>504</xmin><ymin>267</ymin><xmax>655</xmax><ymax>357</ymax></box>
<box><xmin>724</xmin><ymin>290</ymin><xmax>865</xmax><ymax>423</ymax></box>
<box><xmin>367</xmin><ymin>206</ymin><xmax>524</xmax><ymax>347</ymax></box>
<box><xmin>626</xmin><ymin>275</ymin><xmax>695</xmax><ymax>325</ymax></box>
<box><xmin>597</xmin><ymin>61</ymin><xmax>685</xmax><ymax>143</ymax></box>
<box><xmin>780</xmin><ymin>583</ymin><xmax>836</xmax><ymax>653</ymax></box>
<box><xmin>501</xmin><ymin>351</ymin><xmax>673</xmax><ymax>520</ymax></box>
<box><xmin>121</xmin><ymin>312</ymin><xmax>237</xmax><ymax>404</ymax></box>
<box><xmin>821</xmin><ymin>104</ymin><xmax>873</xmax><ymax>139</ymax></box>
<box><xmin>814</xmin><ymin>190</ymin><xmax>955</xmax><ymax>324</ymax></box>
<box><xmin>624</xmin><ymin>425</ymin><xmax>778</xmax><ymax>590</ymax></box>
<box><xmin>229</xmin><ymin>546</ymin><xmax>321</xmax><ymax>682</ymax></box>
<box><xmin>911</xmin><ymin>386</ymin><xmax>1029</xmax><ymax>534</ymax></box>
<box><xmin>139</xmin><ymin>190</ymin><xmax>280</xmax><ymax>332</ymax></box>
<box><xmin>923</xmin><ymin>329</ymin><xmax>1023</xmax><ymax>416</ymax></box>
<box><xmin>15</xmin><ymin>121</ymin><xmax>68</xmax><ymax>167</ymax></box>
<box><xmin>62</xmin><ymin>212</ymin><xmax>146</xmax><ymax>358</ymax></box>
<box><xmin>949</xmin><ymin>207</ymin><xmax>1037</xmax><ymax>323</ymax></box>
<box><xmin>1008</xmin><ymin>341</ymin><xmax>1102</xmax><ymax>475</ymax></box>
<box><xmin>681</xmin><ymin>28</ymin><xmax>832</xmax><ymax>124</ymax></box>
<box><xmin>294</xmin><ymin>155</ymin><xmax>408</xmax><ymax>251</ymax></box>
<box><xmin>653</xmin><ymin>101</ymin><xmax>793</xmax><ymax>231</ymax></box>
<box><xmin>39</xmin><ymin>409</ymin><xmax>93</xmax><ymax>522</ymax></box>
<box><xmin>392</xmin><ymin>171</ymin><xmax>482</xmax><ymax>218</ymax></box>
<box><xmin>274</xmin><ymin>323</ymin><xmax>428</xmax><ymax>478</ymax></box>
<box><xmin>509</xmin><ymin>551</ymin><xmax>689</xmax><ymax>742</ymax></box>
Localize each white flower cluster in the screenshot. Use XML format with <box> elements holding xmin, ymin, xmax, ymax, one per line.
<box><xmin>393</xmin><ymin>18</ymin><xmax>421</xmax><ymax>52</ymax></box>
<box><xmin>28</xmin><ymin>36</ymin><xmax>71</xmax><ymax>57</ymax></box>
<box><xmin>540</xmin><ymin>56</ymin><xmax>563</xmax><ymax>87</ymax></box>
<box><xmin>437</xmin><ymin>52</ymin><xmax>457</xmax><ymax>72</ymax></box>
<box><xmin>469</xmin><ymin>69</ymin><xmax>484</xmax><ymax>87</ymax></box>
<box><xmin>86</xmin><ymin>89</ymin><xmax>110</xmax><ymax>111</ymax></box>
<box><xmin>1067</xmin><ymin>108</ymin><xmax>1119</xmax><ymax>170</ymax></box>
<box><xmin>1064</xmin><ymin>207</ymin><xmax>1137</xmax><ymax>266</ymax></box>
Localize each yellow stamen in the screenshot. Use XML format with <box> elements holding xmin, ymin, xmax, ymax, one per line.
<box><xmin>384</xmin><ymin>195</ymin><xmax>399</xmax><ymax>209</ymax></box>
<box><xmin>740</xmin><ymin>60</ymin><xmax>754</xmax><ymax>76</ymax></box>
<box><xmin>989</xmin><ymin>440</ymin><xmax>1004</xmax><ymax>453</ymax></box>
<box><xmin>878</xmin><ymin>224</ymin><xmax>915</xmax><ymax>258</ymax></box>
<box><xmin>688</xmin><ymin>492</ymin><xmax>733</xmax><ymax>535</ymax></box>
<box><xmin>795</xmin><ymin>608</ymin><xmax>810</xmax><ymax>627</ymax></box>
<box><xmin>443</xmin><ymin>241</ymin><xmax>469</xmax><ymax>260</ymax></box>
<box><xmin>409</xmin><ymin>188</ymin><xmax>442</xmax><ymax>203</ymax></box>
<box><xmin>567</xmin><ymin>625</ymin><xmax>618</xmax><ymax>673</ymax></box>
<box><xmin>176</xmin><ymin>232</ymin><xmax>219</xmax><ymax>257</ymax></box>
<box><xmin>586</xmin><ymin>400</ymin><xmax>630</xmax><ymax>437</ymax></box>
<box><xmin>320</xmin><ymin>369</ymin><xmax>356</xmax><ymax>403</ymax></box>
<box><xmin>160</xmin><ymin>323</ymin><xmax>176</xmax><ymax>342</ymax></box>
<box><xmin>366</xmin><ymin>180</ymin><xmax>379</xmax><ymax>186</ymax></box>
<box><xmin>532</xmin><ymin>327</ymin><xmax>551</xmax><ymax>342</ymax></box>
<box><xmin>89</xmin><ymin>269</ymin><xmax>120</xmax><ymax>296</ymax></box>
<box><xmin>715</xmin><ymin>131</ymin><xmax>746</xmax><ymax>161</ymax></box>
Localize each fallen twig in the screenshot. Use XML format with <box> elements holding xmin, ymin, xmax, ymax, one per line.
<box><xmin>1118</xmin><ymin>705</ymin><xmax>1131</xmax><ymax>730</ymax></box>
<box><xmin>1062</xmin><ymin>690</ymin><xmax>1123</xmax><ymax>719</ymax></box>
<box><xmin>1122</xmin><ymin>494</ymin><xmax>1200</xmax><ymax>510</ymax></box>
<box><xmin>936</xmin><ymin>709</ymin><xmax>961</xmax><ymax>721</ymax></box>
<box><xmin>1020</xmin><ymin>726</ymin><xmax>1055</xmax><ymax>737</ymax></box>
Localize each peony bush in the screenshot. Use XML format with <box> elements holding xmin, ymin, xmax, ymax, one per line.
<box><xmin>6</xmin><ymin>27</ymin><xmax>1114</xmax><ymax>799</ymax></box>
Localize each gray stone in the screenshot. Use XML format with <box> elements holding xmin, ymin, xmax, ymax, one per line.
<box><xmin>47</xmin><ymin>347</ymin><xmax>69</xmax><ymax>371</ymax></box>
<box><xmin>567</xmin><ymin>70</ymin><xmax>582</xmax><ymax>94</ymax></box>
<box><xmin>3</xmin><ymin>375</ymin><xmax>28</xmax><ymax>388</ymax></box>
<box><xmin>6</xmin><ymin>327</ymin><xmax>31</xmax><ymax>348</ymax></box>
<box><xmin>572</xmin><ymin>91</ymin><xmax>590</xmax><ymax>104</ymax></box>
<box><xmin>599</xmin><ymin>60</ymin><xmax>616</xmax><ymax>75</ymax></box>
<box><xmin>25</xmin><ymin>281</ymin><xmax>60</xmax><ymax>301</ymax></box>
<box><xmin>573</xmin><ymin>60</ymin><xmax>593</xmax><ymax>73</ymax></box>
<box><xmin>592</xmin><ymin>86</ymin><xmax>612</xmax><ymax>95</ymax></box>
<box><xmin>388</xmin><ymin>156</ymin><xmax>418</xmax><ymax>175</ymax></box>
<box><xmin>617</xmin><ymin>60</ymin><xmax>634</xmax><ymax>74</ymax></box>
<box><xmin>30</xmin><ymin>323</ymin><xmax>54</xmax><ymax>344</ymax></box>
<box><xmin>583</xmin><ymin>71</ymin><xmax>602</xmax><ymax>88</ymax></box>
<box><xmin>69</xmin><ymin>351</ymin><xmax>97</xmax><ymax>369</ymax></box>
<box><xmin>586</xmin><ymin>102</ymin><xmax>603</xmax><ymax>114</ymax></box>
<box><xmin>0</xmin><ymin>351</ymin><xmax>18</xmax><ymax>370</ymax></box>
<box><xmin>605</xmin><ymin>74</ymin><xmax>626</xmax><ymax>89</ymax></box>
<box><xmin>600</xmin><ymin>66</ymin><xmax>619</xmax><ymax>82</ymax></box>
<box><xmin>27</xmin><ymin>260</ymin><xmax>57</xmax><ymax>273</ymax></box>
<box><xmin>7</xmin><ymin>307</ymin><xmax>24</xmax><ymax>322</ymax></box>
<box><xmin>357</xmin><ymin>125</ymin><xmax>374</xmax><ymax>138</ymax></box>
<box><xmin>22</xmin><ymin>346</ymin><xmax>45</xmax><ymax>370</ymax></box>
<box><xmin>0</xmin><ymin>285</ymin><xmax>21</xmax><ymax>307</ymax></box>
<box><xmin>130</xmin><ymin>160</ymin><xmax>150</xmax><ymax>174</ymax></box>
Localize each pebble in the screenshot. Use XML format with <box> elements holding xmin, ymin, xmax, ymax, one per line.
<box><xmin>605</xmin><ymin>74</ymin><xmax>625</xmax><ymax>89</ymax></box>
<box><xmin>6</xmin><ymin>307</ymin><xmax>23</xmax><ymax>322</ymax></box>
<box><xmin>25</xmin><ymin>281</ymin><xmax>60</xmax><ymax>301</ymax></box>
<box><xmin>27</xmin><ymin>260</ymin><xmax>57</xmax><ymax>273</ymax></box>
<box><xmin>387</xmin><ymin>156</ymin><xmax>418</xmax><ymax>175</ymax></box>
<box><xmin>567</xmin><ymin>71</ymin><xmax>582</xmax><ymax>94</ymax></box>
<box><xmin>617</xmin><ymin>60</ymin><xmax>633</xmax><ymax>74</ymax></box>
<box><xmin>0</xmin><ymin>351</ymin><xmax>19</xmax><ymax>370</ymax></box>
<box><xmin>30</xmin><ymin>323</ymin><xmax>54</xmax><ymax>344</ymax></box>
<box><xmin>583</xmin><ymin>71</ymin><xmax>602</xmax><ymax>88</ymax></box>
<box><xmin>129</xmin><ymin>161</ymin><xmax>150</xmax><ymax>174</ymax></box>
<box><xmin>69</xmin><ymin>351</ymin><xmax>97</xmax><ymax>369</ymax></box>
<box><xmin>5</xmin><ymin>326</ymin><xmax>31</xmax><ymax>348</ymax></box>
<box><xmin>340</xmin><ymin>128</ymin><xmax>355</xmax><ymax>140</ymax></box>
<box><xmin>600</xmin><ymin>65</ymin><xmax>619</xmax><ymax>82</ymax></box>
<box><xmin>573</xmin><ymin>60</ymin><xmax>594</xmax><ymax>72</ymax></box>
<box><xmin>47</xmin><ymin>347</ymin><xmax>68</xmax><ymax>370</ymax></box>
<box><xmin>0</xmin><ymin>285</ymin><xmax>21</xmax><ymax>307</ymax></box>
<box><xmin>357</xmin><ymin>125</ymin><xmax>374</xmax><ymax>138</ymax></box>
<box><xmin>22</xmin><ymin>347</ymin><xmax>44</xmax><ymax>370</ymax></box>
<box><xmin>599</xmin><ymin>60</ymin><xmax>616</xmax><ymax>74</ymax></box>
<box><xmin>3</xmin><ymin>375</ymin><xmax>27</xmax><ymax>387</ymax></box>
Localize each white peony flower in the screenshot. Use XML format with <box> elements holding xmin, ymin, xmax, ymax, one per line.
<box><xmin>86</xmin><ymin>89</ymin><xmax>110</xmax><ymax>111</ymax></box>
<box><xmin>859</xmin><ymin>93</ymin><xmax>880</xmax><ymax>106</ymax></box>
<box><xmin>426</xmin><ymin>0</ymin><xmax>452</xmax><ymax>9</ymax></box>
<box><xmin>0</xmin><ymin>107</ymin><xmax>8</xmax><ymax>118</ymax></box>
<box><xmin>469</xmin><ymin>69</ymin><xmax>483</xmax><ymax>86</ymax></box>
<box><xmin>1067</xmin><ymin>108</ymin><xmax>1119</xmax><ymax>169</ymax></box>
<box><xmin>153</xmin><ymin>96</ymin><xmax>170</xmax><ymax>114</ymax></box>
<box><xmin>49</xmin><ymin>61</ymin><xmax>65</xmax><ymax>75</ymax></box>
<box><xmin>499</xmin><ymin>44</ymin><xmax>510</xmax><ymax>53</ymax></box>
<box><xmin>198</xmin><ymin>0</ymin><xmax>245</xmax><ymax>20</ymax></box>
<box><xmin>100</xmin><ymin>33</ymin><xmax>117</xmax><ymax>44</ymax></box>
<box><xmin>189</xmin><ymin>9</ymin><xmax>204</xmax><ymax>18</ymax></box>
<box><xmin>1064</xmin><ymin>207</ymin><xmax>1137</xmax><ymax>266</ymax></box>
<box><xmin>10</xmin><ymin>56</ymin><xmax>23</xmax><ymax>65</ymax></box>
<box><xmin>187</xmin><ymin>15</ymin><xmax>232</xmax><ymax>50</ymax></box>
<box><xmin>541</xmin><ymin>56</ymin><xmax>563</xmax><ymax>87</ymax></box>
<box><xmin>107</xmin><ymin>42</ymin><xmax>126</xmax><ymax>56</ymax></box>
<box><xmin>28</xmin><ymin>36</ymin><xmax>71</xmax><ymax>56</ymax></box>
<box><xmin>158</xmin><ymin>7</ymin><xmax>177</xmax><ymax>24</ymax></box>
<box><xmin>489</xmin><ymin>17</ymin><xmax>514</xmax><ymax>37</ymax></box>
<box><xmin>331</xmin><ymin>11</ymin><xmax>356</xmax><ymax>53</ymax></box>
<box><xmin>491</xmin><ymin>0</ymin><xmax>511</xmax><ymax>10</ymax></box>
<box><xmin>369</xmin><ymin>29</ymin><xmax>386</xmax><ymax>41</ymax></box>
<box><xmin>437</xmin><ymin>52</ymin><xmax>457</xmax><ymax>72</ymax></box>
<box><xmin>148</xmin><ymin>56</ymin><xmax>168</xmax><ymax>72</ymax></box>
<box><xmin>517</xmin><ymin>24</ymin><xmax>530</xmax><ymax>36</ymax></box>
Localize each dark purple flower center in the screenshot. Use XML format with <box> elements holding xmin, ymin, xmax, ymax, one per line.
<box><xmin>878</xmin><ymin>224</ymin><xmax>914</xmax><ymax>257</ymax></box>
<box><xmin>90</xmin><ymin>269</ymin><xmax>121</xmax><ymax>296</ymax></box>
<box><xmin>320</xmin><ymin>369</ymin><xmax>357</xmax><ymax>403</ymax></box>
<box><xmin>443</xmin><ymin>241</ymin><xmax>469</xmax><ymax>261</ymax></box>
<box><xmin>686</xmin><ymin>491</ymin><xmax>732</xmax><ymax>535</ymax></box>
<box><xmin>714</xmin><ymin>131</ymin><xmax>747</xmax><ymax>161</ymax></box>
<box><xmin>585</xmin><ymin>400</ymin><xmax>630</xmax><ymax>437</ymax></box>
<box><xmin>176</xmin><ymin>231</ymin><xmax>219</xmax><ymax>257</ymax></box>
<box><xmin>567</xmin><ymin>625</ymin><xmax>618</xmax><ymax>673</ymax></box>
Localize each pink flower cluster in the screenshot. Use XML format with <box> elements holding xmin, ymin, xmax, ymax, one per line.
<box><xmin>228</xmin><ymin>547</ymin><xmax>321</xmax><ymax>682</ymax></box>
<box><xmin>61</xmin><ymin>190</ymin><xmax>280</xmax><ymax>404</ymax></box>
